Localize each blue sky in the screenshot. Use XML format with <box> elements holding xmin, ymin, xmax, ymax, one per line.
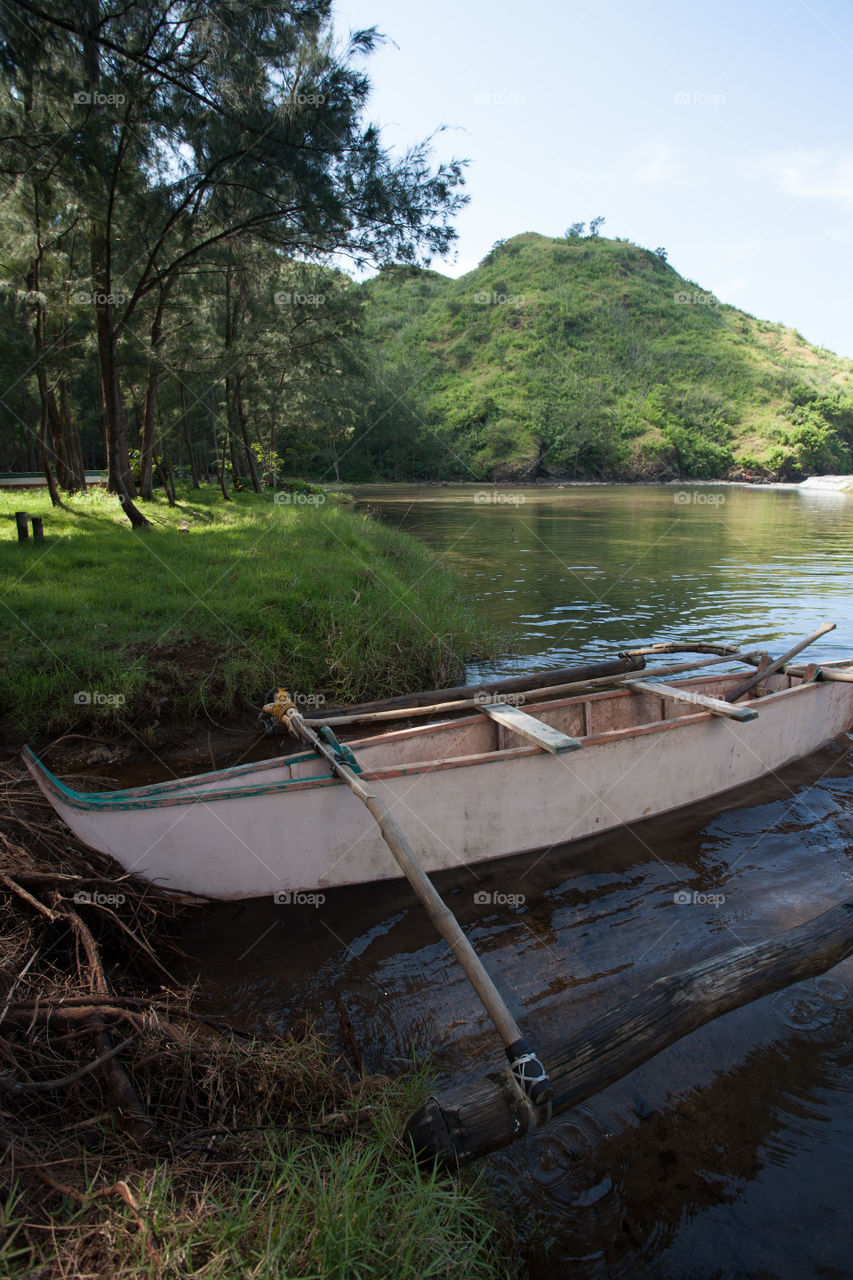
<box><xmin>332</xmin><ymin>0</ymin><xmax>853</xmax><ymax>358</ymax></box>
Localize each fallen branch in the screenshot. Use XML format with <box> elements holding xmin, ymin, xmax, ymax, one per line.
<box><xmin>0</xmin><ymin>1033</ymin><xmax>141</xmax><ymax>1094</ymax></box>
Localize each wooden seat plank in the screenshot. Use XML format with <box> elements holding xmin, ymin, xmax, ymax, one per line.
<box><xmin>479</xmin><ymin>702</ymin><xmax>583</xmax><ymax>753</ymax></box>
<box><xmin>625</xmin><ymin>679</ymin><xmax>759</xmax><ymax>721</ymax></box>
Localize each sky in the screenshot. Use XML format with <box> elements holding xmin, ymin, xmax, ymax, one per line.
<box><xmin>331</xmin><ymin>0</ymin><xmax>853</xmax><ymax>358</ymax></box>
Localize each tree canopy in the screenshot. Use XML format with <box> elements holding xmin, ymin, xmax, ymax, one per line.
<box><xmin>0</xmin><ymin>0</ymin><xmax>466</xmax><ymax>521</ymax></box>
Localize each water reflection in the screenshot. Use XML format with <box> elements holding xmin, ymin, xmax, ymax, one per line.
<box><xmin>353</xmin><ymin>483</ymin><xmax>853</xmax><ymax>676</ymax></box>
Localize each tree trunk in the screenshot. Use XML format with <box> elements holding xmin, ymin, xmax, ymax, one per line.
<box><xmin>36</xmin><ymin>385</ymin><xmax>62</xmax><ymax>507</ymax></box>
<box><xmin>229</xmin><ymin>434</ymin><xmax>243</xmax><ymax>488</ymax></box>
<box><xmin>24</xmin><ymin>256</ymin><xmax>62</xmax><ymax>507</ymax></box>
<box><xmin>139</xmin><ymin>282</ymin><xmax>172</xmax><ymax>500</ymax></box>
<box><xmin>235</xmin><ymin>374</ymin><xmax>261</xmax><ymax>492</ymax></box>
<box><xmin>60</xmin><ymin>377</ymin><xmax>87</xmax><ymax>490</ymax></box>
<box><xmin>139</xmin><ymin>369</ymin><xmax>156</xmax><ymax>500</ymax></box>
<box><xmin>90</xmin><ymin>229</ymin><xmax>140</xmax><ymax>517</ymax></box>
<box><xmin>153</xmin><ymin>388</ymin><xmax>176</xmax><ymax>505</ymax></box>
<box><xmin>80</xmin><ymin>7</ymin><xmax>142</xmax><ymax>526</ymax></box>
<box><xmin>210</xmin><ymin>387</ymin><xmax>230</xmax><ymax>501</ymax></box>
<box><xmin>179</xmin><ymin>378</ymin><xmax>200</xmax><ymax>488</ymax></box>
<box><xmin>406</xmin><ymin>897</ymin><xmax>853</xmax><ymax>1165</ymax></box>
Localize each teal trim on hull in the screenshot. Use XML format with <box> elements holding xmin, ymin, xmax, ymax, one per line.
<box><xmin>21</xmin><ymin>744</ymin><xmax>339</xmax><ymax>812</ymax></box>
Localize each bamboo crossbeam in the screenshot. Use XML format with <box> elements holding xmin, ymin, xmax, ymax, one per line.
<box><xmin>724</xmin><ymin>622</ymin><xmax>836</xmax><ymax>703</ymax></box>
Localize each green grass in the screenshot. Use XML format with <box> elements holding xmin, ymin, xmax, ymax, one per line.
<box><xmin>1</xmin><ymin>1055</ymin><xmax>515</xmax><ymax>1280</ymax></box>
<box><xmin>0</xmin><ymin>486</ymin><xmax>500</xmax><ymax>745</ymax></box>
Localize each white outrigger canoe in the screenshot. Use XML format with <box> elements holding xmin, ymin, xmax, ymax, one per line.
<box><xmin>22</xmin><ymin>653</ymin><xmax>853</xmax><ymax>900</ymax></box>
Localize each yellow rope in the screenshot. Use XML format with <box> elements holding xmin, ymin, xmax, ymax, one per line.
<box><xmin>267</xmin><ymin>688</ymin><xmax>299</xmax><ymax>733</ymax></box>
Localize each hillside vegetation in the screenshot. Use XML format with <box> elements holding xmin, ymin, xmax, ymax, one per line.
<box><xmin>354</xmin><ymin>232</ymin><xmax>853</xmax><ymax>482</ymax></box>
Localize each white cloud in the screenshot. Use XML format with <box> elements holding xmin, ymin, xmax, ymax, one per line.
<box><xmin>825</xmin><ymin>222</ymin><xmax>853</xmax><ymax>245</ymax></box>
<box><xmin>757</xmin><ymin>149</ymin><xmax>853</xmax><ymax>210</ymax></box>
<box><xmin>629</xmin><ymin>140</ymin><xmax>686</xmax><ymax>186</ymax></box>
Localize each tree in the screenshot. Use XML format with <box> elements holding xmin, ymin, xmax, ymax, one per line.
<box><xmin>565</xmin><ymin>222</ymin><xmax>585</xmax><ymax>239</ymax></box>
<box><xmin>588</xmin><ymin>216</ymin><xmax>605</xmax><ymax>237</ymax></box>
<box><xmin>1</xmin><ymin>0</ymin><xmax>467</xmax><ymax>525</ymax></box>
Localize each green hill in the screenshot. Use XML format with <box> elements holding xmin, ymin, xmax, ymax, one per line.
<box><xmin>354</xmin><ymin>232</ymin><xmax>853</xmax><ymax>481</ymax></box>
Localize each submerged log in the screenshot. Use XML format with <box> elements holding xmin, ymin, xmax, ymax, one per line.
<box><xmin>405</xmin><ymin>898</ymin><xmax>853</xmax><ymax>1165</ymax></box>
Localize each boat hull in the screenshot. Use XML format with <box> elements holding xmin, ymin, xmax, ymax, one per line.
<box><xmin>23</xmin><ymin>669</ymin><xmax>853</xmax><ymax>898</ymax></box>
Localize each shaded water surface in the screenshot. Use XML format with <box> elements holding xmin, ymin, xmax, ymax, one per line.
<box><xmin>181</xmin><ymin>484</ymin><xmax>853</xmax><ymax>1278</ymax></box>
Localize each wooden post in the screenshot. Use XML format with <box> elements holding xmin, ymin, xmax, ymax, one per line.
<box><xmin>405</xmin><ymin>898</ymin><xmax>853</xmax><ymax>1165</ymax></box>
<box><xmin>31</xmin><ymin>516</ymin><xmax>44</xmax><ymax>543</ymax></box>
<box><xmin>15</xmin><ymin>511</ymin><xmax>28</xmax><ymax>542</ymax></box>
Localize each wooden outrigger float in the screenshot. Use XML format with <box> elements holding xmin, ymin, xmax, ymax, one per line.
<box><xmin>405</xmin><ymin>896</ymin><xmax>853</xmax><ymax>1164</ymax></box>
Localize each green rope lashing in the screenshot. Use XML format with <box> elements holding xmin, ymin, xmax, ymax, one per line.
<box><xmin>319</xmin><ymin>726</ymin><xmax>363</xmax><ymax>773</ymax></box>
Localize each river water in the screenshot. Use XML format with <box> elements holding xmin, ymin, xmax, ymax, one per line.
<box><xmin>182</xmin><ymin>483</ymin><xmax>853</xmax><ymax>1278</ymax></box>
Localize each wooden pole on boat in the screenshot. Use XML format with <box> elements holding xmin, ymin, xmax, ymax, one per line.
<box><xmin>405</xmin><ymin>896</ymin><xmax>853</xmax><ymax>1165</ymax></box>
<box><xmin>317</xmin><ymin>654</ymin><xmax>646</xmax><ymax>717</ymax></box>
<box><xmin>272</xmin><ymin>695</ymin><xmax>552</xmax><ymax>1107</ymax></box>
<box><xmin>724</xmin><ymin>622</ymin><xmax>836</xmax><ymax>703</ymax></box>
<box><xmin>299</xmin><ymin>651</ymin><xmax>763</xmax><ymax>729</ymax></box>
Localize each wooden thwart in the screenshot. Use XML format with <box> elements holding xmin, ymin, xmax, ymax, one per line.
<box><xmin>625</xmin><ymin>679</ymin><xmax>759</xmax><ymax>721</ymax></box>
<box><xmin>478</xmin><ymin>702</ymin><xmax>583</xmax><ymax>753</ymax></box>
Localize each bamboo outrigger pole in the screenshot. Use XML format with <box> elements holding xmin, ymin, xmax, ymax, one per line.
<box><xmin>265</xmin><ymin>691</ymin><xmax>552</xmax><ymax>1107</ymax></box>
<box><xmin>724</xmin><ymin>621</ymin><xmax>836</xmax><ymax>703</ymax></box>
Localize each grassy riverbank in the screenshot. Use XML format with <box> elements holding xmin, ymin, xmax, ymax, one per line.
<box><xmin>0</xmin><ymin>487</ymin><xmax>499</xmax><ymax>749</ymax></box>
